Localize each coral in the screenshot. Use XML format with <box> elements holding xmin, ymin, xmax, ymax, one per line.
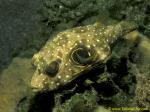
<box><xmin>41</xmin><ymin>0</ymin><xmax>150</xmax><ymax>37</ymax></box>
<box><xmin>108</xmin><ymin>0</ymin><xmax>150</xmax><ymax>37</ymax></box>
<box><xmin>135</xmin><ymin>69</ymin><xmax>150</xmax><ymax>110</ymax></box>
<box><xmin>40</xmin><ymin>0</ymin><xmax>116</xmax><ymax>31</ymax></box>
<box><xmin>53</xmin><ymin>90</ymin><xmax>98</xmax><ymax>112</ymax></box>
<box><xmin>131</xmin><ymin>37</ymin><xmax>150</xmax><ymax>110</ymax></box>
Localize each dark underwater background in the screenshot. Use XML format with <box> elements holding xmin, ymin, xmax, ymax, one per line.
<box><xmin>0</xmin><ymin>0</ymin><xmax>150</xmax><ymax>112</ymax></box>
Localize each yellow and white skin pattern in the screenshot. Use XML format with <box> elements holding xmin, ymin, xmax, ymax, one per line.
<box><xmin>31</xmin><ymin>21</ymin><xmax>137</xmax><ymax>92</ymax></box>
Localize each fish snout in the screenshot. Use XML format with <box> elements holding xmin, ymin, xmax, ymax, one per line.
<box><xmin>31</xmin><ymin>73</ymin><xmax>48</xmax><ymax>92</ymax></box>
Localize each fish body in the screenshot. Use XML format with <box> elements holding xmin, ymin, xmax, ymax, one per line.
<box><xmin>31</xmin><ymin>21</ymin><xmax>137</xmax><ymax>91</ymax></box>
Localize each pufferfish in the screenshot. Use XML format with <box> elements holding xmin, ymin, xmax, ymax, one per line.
<box><xmin>31</xmin><ymin>21</ymin><xmax>137</xmax><ymax>92</ymax></box>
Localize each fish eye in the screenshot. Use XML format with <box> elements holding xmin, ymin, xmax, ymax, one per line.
<box><xmin>44</xmin><ymin>59</ymin><xmax>61</xmax><ymax>77</ymax></box>
<box><xmin>71</xmin><ymin>46</ymin><xmax>94</xmax><ymax>66</ymax></box>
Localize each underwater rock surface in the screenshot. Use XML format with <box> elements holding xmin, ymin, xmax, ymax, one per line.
<box><xmin>0</xmin><ymin>0</ymin><xmax>150</xmax><ymax>112</ymax></box>
<box><xmin>0</xmin><ymin>57</ymin><xmax>33</xmax><ymax>112</ymax></box>
<box><xmin>0</xmin><ymin>0</ymin><xmax>45</xmax><ymax>72</ymax></box>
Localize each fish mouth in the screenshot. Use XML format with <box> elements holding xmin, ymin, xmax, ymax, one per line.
<box><xmin>32</xmin><ymin>87</ymin><xmax>42</xmax><ymax>92</ymax></box>
<box><xmin>31</xmin><ymin>85</ymin><xmax>48</xmax><ymax>92</ymax></box>
<box><xmin>30</xmin><ymin>83</ymin><xmax>44</xmax><ymax>92</ymax></box>
<box><xmin>30</xmin><ymin>73</ymin><xmax>49</xmax><ymax>92</ymax></box>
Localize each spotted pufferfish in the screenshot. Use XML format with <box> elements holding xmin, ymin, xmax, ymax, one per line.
<box><xmin>31</xmin><ymin>21</ymin><xmax>137</xmax><ymax>92</ymax></box>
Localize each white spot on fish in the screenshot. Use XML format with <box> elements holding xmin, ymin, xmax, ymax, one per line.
<box><xmin>66</xmin><ymin>75</ymin><xmax>69</xmax><ymax>78</ymax></box>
